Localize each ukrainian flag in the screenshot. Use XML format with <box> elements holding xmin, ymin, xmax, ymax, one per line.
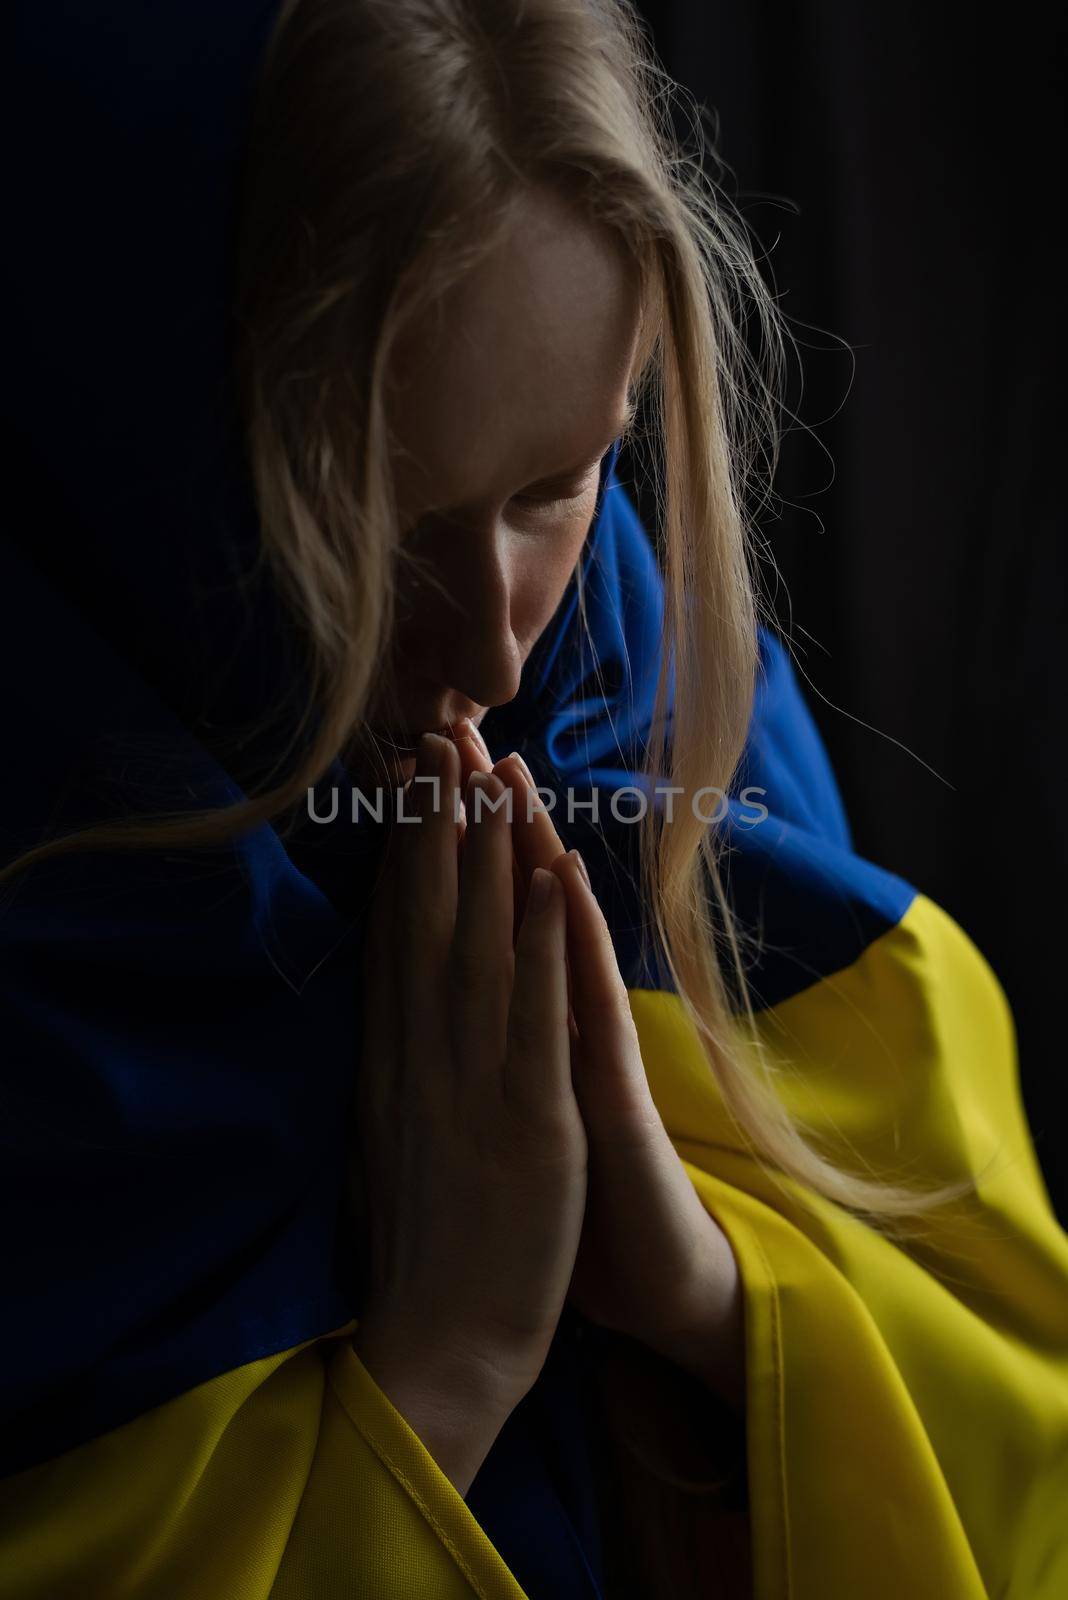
<box><xmin>2</xmin><ymin>4</ymin><xmax>1066</xmax><ymax>1595</ymax></box>
<box><xmin>2</xmin><ymin>445</ymin><xmax>1066</xmax><ymax>1598</ymax></box>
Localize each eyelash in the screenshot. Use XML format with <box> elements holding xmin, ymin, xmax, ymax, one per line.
<box><xmin>510</xmin><ymin>492</ymin><xmax>578</xmax><ymax>516</ymax></box>
<box><xmin>511</xmin><ymin>471</ymin><xmax>599</xmax><ymax>516</ymax></box>
<box><xmin>401</xmin><ymin>463</ymin><xmax>602</xmax><ymax>540</ymax></box>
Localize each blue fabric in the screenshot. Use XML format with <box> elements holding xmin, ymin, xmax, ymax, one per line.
<box><xmin>466</xmin><ymin>1310</ymin><xmax>606</xmax><ymax>1599</ymax></box>
<box><xmin>3</xmin><ymin>4</ymin><xmax>918</xmax><ymax>1595</ymax></box>
<box><xmin>482</xmin><ymin>473</ymin><xmax>915</xmax><ymax>1007</ymax></box>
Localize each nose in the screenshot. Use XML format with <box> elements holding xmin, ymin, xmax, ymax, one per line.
<box><xmin>407</xmin><ymin>521</ymin><xmax>526</xmax><ymax>711</ymax></box>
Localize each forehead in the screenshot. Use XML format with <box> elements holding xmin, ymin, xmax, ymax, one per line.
<box><xmin>385</xmin><ymin>186</ymin><xmax>641</xmax><ymax>512</ymax></box>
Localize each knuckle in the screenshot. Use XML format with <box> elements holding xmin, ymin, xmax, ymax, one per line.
<box><xmin>504</xmin><ymin>1001</ymin><xmax>550</xmax><ymax>1060</ymax></box>
<box><xmin>587</xmin><ymin>987</ymin><xmax>634</xmax><ymax>1031</ymax></box>
<box><xmin>498</xmin><ymin>1093</ymin><xmax>581</xmax><ymax>1165</ymax></box>
<box><xmin>449</xmin><ymin>939</ymin><xmax>513</xmax><ymax>996</ymax></box>
<box><xmin>577</xmin><ymin>965</ymin><xmax>634</xmax><ymax>1026</ymax></box>
<box><xmin>396</xmin><ymin>892</ymin><xmax>450</xmax><ymax>948</ymax></box>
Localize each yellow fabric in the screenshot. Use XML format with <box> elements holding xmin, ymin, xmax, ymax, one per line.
<box><xmin>0</xmin><ymin>1327</ymin><xmax>526</xmax><ymax>1600</ymax></box>
<box><xmin>631</xmin><ymin>891</ymin><xmax>1068</xmax><ymax>1597</ymax></box>
<box><xmin>1</xmin><ymin>891</ymin><xmax>1065</xmax><ymax>1597</ymax></box>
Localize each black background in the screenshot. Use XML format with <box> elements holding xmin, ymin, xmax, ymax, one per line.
<box><xmin>622</xmin><ymin>1</ymin><xmax>1067</xmax><ymax>1222</ymax></box>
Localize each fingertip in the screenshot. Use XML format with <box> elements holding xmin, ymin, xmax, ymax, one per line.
<box><xmin>551</xmin><ymin>849</ymin><xmax>591</xmax><ymax>891</ymax></box>
<box><xmin>491</xmin><ymin>751</ymin><xmax>528</xmax><ymax>790</ymax></box>
<box><xmin>527</xmin><ymin>865</ymin><xmax>557</xmax><ymax>915</ymax></box>
<box><xmin>457</xmin><ymin>715</ymin><xmax>491</xmax><ymax>759</ymax></box>
<box><xmin>568</xmin><ymin>849</ymin><xmax>592</xmax><ymax>890</ymax></box>
<box><xmin>455</xmin><ymin>728</ymin><xmax>493</xmax><ymax>793</ymax></box>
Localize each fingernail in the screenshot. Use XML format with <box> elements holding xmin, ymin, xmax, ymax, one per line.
<box><xmin>570</xmin><ymin>849</ymin><xmax>591</xmax><ymax>890</ymax></box>
<box><xmin>459</xmin><ymin>716</ymin><xmax>491</xmax><ymax>757</ymax></box>
<box><xmin>528</xmin><ymin>868</ymin><xmax>555</xmax><ymax>913</ymax></box>
<box><xmin>467</xmin><ymin>768</ymin><xmax>504</xmax><ymax>815</ymax></box>
<box><xmin>508</xmin><ymin>749</ymin><xmax>536</xmax><ymax>786</ymax></box>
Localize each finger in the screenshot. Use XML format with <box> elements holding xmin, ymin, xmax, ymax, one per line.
<box><xmin>456</xmin><ymin>714</ymin><xmax>493</xmax><ymax>767</ymax></box>
<box><xmin>454</xmin><ymin>732</ymin><xmax>491</xmax><ymax>795</ymax></box>
<box><xmin>449</xmin><ymin>769</ymin><xmax>516</xmax><ymax>1098</ymax></box>
<box><xmin>452</xmin><ymin>720</ymin><xmax>492</xmax><ymax>856</ymax></box>
<box><xmin>394</xmin><ymin>732</ymin><xmax>459</xmax><ymax>1107</ymax></box>
<box><xmin>486</xmin><ymin>753</ymin><xmax>574</xmax><ymax>1016</ymax></box>
<box><xmin>550</xmin><ymin>849</ymin><xmax>660</xmax><ymax>1140</ymax></box>
<box><xmin>505</xmin><ymin>867</ymin><xmax>574</xmax><ymax>1122</ymax></box>
<box><xmin>491</xmin><ymin>752</ymin><xmax>565</xmax><ymax>924</ymax></box>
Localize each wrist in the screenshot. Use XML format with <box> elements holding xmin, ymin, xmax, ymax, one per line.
<box><xmin>352</xmin><ymin>1319</ymin><xmax>530</xmax><ymax>1495</ymax></box>
<box><xmin>645</xmin><ymin>1232</ymin><xmax>747</xmax><ymax>1416</ymax></box>
<box><xmin>354</xmin><ymin>1326</ymin><xmax>525</xmax><ymax>1421</ymax></box>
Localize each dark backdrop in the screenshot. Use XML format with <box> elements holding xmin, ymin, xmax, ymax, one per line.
<box><xmin>624</xmin><ymin>1</ymin><xmax>1067</xmax><ymax>1222</ymax></box>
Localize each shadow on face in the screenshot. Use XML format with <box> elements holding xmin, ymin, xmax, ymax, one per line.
<box><xmin>349</xmin><ymin>182</ymin><xmax>642</xmax><ymax>789</ymax></box>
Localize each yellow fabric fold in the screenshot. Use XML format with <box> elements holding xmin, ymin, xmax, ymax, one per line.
<box><xmin>2</xmin><ymin>891</ymin><xmax>1064</xmax><ymax>1598</ymax></box>
<box><xmin>630</xmin><ymin>891</ymin><xmax>1068</xmax><ymax>1598</ymax></box>
<box><xmin>0</xmin><ymin>1329</ymin><xmax>526</xmax><ymax>1599</ymax></box>
<box><xmin>269</xmin><ymin>1339</ymin><xmax>528</xmax><ymax>1600</ymax></box>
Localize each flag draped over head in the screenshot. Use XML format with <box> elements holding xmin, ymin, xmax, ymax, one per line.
<box><xmin>2</xmin><ymin>4</ymin><xmax>1066</xmax><ymax>1598</ymax></box>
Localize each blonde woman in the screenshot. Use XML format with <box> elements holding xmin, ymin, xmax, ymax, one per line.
<box><xmin>1</xmin><ymin>2</ymin><xmax>1065</xmax><ymax>1597</ymax></box>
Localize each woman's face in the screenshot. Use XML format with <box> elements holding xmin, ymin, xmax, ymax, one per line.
<box><xmin>354</xmin><ymin>183</ymin><xmax>642</xmax><ymax>786</ymax></box>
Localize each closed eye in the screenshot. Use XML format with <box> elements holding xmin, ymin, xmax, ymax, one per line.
<box><xmin>511</xmin><ymin>490</ymin><xmax>583</xmax><ymax>514</ymax></box>
<box><xmin>510</xmin><ymin>464</ymin><xmax>602</xmax><ymax>514</ymax></box>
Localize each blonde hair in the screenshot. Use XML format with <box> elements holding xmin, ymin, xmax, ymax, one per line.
<box><xmin>0</xmin><ymin>0</ymin><xmax>978</xmax><ymax>1232</ymax></box>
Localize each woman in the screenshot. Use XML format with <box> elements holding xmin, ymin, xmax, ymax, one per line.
<box><xmin>2</xmin><ymin>1</ymin><xmax>1065</xmax><ymax>1597</ymax></box>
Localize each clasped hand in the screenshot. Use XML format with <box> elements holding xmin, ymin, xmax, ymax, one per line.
<box><xmin>354</xmin><ymin>722</ymin><xmax>744</xmax><ymax>1425</ymax></box>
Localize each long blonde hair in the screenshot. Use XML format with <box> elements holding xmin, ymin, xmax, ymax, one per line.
<box><xmin>0</xmin><ymin>0</ymin><xmax>978</xmax><ymax>1232</ymax></box>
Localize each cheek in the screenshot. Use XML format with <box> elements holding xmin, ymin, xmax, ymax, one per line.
<box><xmin>390</xmin><ymin>490</ymin><xmax>598</xmax><ymax>653</ymax></box>
<box><xmin>514</xmin><ymin>513</ymin><xmax>594</xmax><ymax>644</ymax></box>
